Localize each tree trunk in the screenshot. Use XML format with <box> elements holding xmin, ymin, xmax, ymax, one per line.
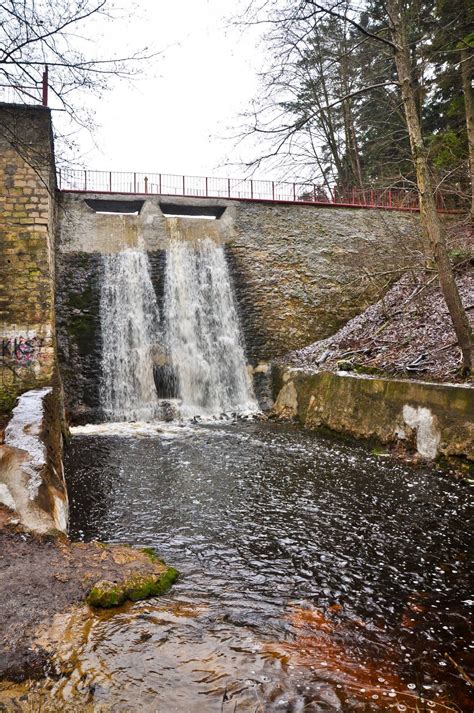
<box><xmin>340</xmin><ymin>48</ymin><xmax>364</xmax><ymax>189</ymax></box>
<box><xmin>387</xmin><ymin>0</ymin><xmax>472</xmax><ymax>375</ymax></box>
<box><xmin>460</xmin><ymin>48</ymin><xmax>474</xmax><ymax>222</ymax></box>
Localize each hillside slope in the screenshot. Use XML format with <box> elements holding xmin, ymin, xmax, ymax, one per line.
<box><xmin>286</xmin><ymin>226</ymin><xmax>473</xmax><ymax>383</ymax></box>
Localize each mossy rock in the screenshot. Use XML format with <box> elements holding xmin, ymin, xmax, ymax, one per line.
<box><xmin>87</xmin><ymin>566</ymin><xmax>179</xmax><ymax>608</ymax></box>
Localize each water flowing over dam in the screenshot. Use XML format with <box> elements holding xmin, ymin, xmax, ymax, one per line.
<box><xmin>100</xmin><ymin>249</ymin><xmax>162</xmax><ymax>422</ymax></box>
<box><xmin>99</xmin><ymin>222</ymin><xmax>257</xmax><ymax>423</ymax></box>
<box><xmin>164</xmin><ymin>221</ymin><xmax>257</xmax><ymax>418</ymax></box>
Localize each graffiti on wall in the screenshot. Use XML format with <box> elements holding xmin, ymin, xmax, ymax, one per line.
<box><xmin>1</xmin><ymin>335</ymin><xmax>43</xmax><ymax>366</ymax></box>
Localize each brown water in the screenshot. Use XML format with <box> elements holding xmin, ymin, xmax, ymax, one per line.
<box><xmin>16</xmin><ymin>422</ymin><xmax>474</xmax><ymax>711</ymax></box>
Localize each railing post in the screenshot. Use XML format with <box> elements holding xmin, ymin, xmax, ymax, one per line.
<box><xmin>293</xmin><ymin>183</ymin><xmax>296</xmax><ymax>201</ymax></box>
<box><xmin>144</xmin><ymin>176</ymin><xmax>148</xmax><ymax>194</ymax></box>
<box><xmin>84</xmin><ymin>170</ymin><xmax>87</xmax><ymax>191</ymax></box>
<box><xmin>313</xmin><ymin>184</ymin><xmax>316</xmax><ymax>202</ymax></box>
<box><xmin>182</xmin><ymin>175</ymin><xmax>186</xmax><ymax>195</ymax></box>
<box><xmin>272</xmin><ymin>181</ymin><xmax>275</xmax><ymax>201</ymax></box>
<box><xmin>158</xmin><ymin>174</ymin><xmax>162</xmax><ymax>194</ymax></box>
<box><xmin>228</xmin><ymin>178</ymin><xmax>231</xmax><ymax>198</ymax></box>
<box><xmin>109</xmin><ymin>172</ymin><xmax>112</xmax><ymax>192</ymax></box>
<box><xmin>250</xmin><ymin>180</ymin><xmax>253</xmax><ymax>199</ymax></box>
<box><xmin>133</xmin><ymin>172</ymin><xmax>137</xmax><ymax>193</ymax></box>
<box><xmin>205</xmin><ymin>176</ymin><xmax>208</xmax><ymax>197</ymax></box>
<box><xmin>42</xmin><ymin>65</ymin><xmax>48</xmax><ymax>106</ymax></box>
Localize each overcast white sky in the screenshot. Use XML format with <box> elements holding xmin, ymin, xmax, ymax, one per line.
<box><xmin>55</xmin><ymin>0</ymin><xmax>268</xmax><ymax>179</ymax></box>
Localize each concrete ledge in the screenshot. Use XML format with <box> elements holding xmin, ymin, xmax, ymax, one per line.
<box><xmin>273</xmin><ymin>368</ymin><xmax>474</xmax><ymax>460</ymax></box>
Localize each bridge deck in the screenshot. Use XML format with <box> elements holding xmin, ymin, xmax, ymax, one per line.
<box><xmin>58</xmin><ymin>169</ymin><xmax>463</xmax><ymax>214</ymax></box>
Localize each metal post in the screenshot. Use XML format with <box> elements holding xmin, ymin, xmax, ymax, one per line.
<box><xmin>272</xmin><ymin>181</ymin><xmax>275</xmax><ymax>200</ymax></box>
<box><xmin>293</xmin><ymin>183</ymin><xmax>296</xmax><ymax>201</ymax></box>
<box><xmin>250</xmin><ymin>180</ymin><xmax>253</xmax><ymax>199</ymax></box>
<box><xmin>313</xmin><ymin>184</ymin><xmax>316</xmax><ymax>202</ymax></box>
<box><xmin>182</xmin><ymin>175</ymin><xmax>186</xmax><ymax>195</ymax></box>
<box><xmin>205</xmin><ymin>177</ymin><xmax>208</xmax><ymax>197</ymax></box>
<box><xmin>109</xmin><ymin>172</ymin><xmax>112</xmax><ymax>192</ymax></box>
<box><xmin>84</xmin><ymin>170</ymin><xmax>87</xmax><ymax>191</ymax></box>
<box><xmin>158</xmin><ymin>174</ymin><xmax>162</xmax><ymax>194</ymax></box>
<box><xmin>133</xmin><ymin>173</ymin><xmax>137</xmax><ymax>193</ymax></box>
<box><xmin>144</xmin><ymin>176</ymin><xmax>148</xmax><ymax>194</ymax></box>
<box><xmin>228</xmin><ymin>178</ymin><xmax>231</xmax><ymax>198</ymax></box>
<box><xmin>42</xmin><ymin>65</ymin><xmax>48</xmax><ymax>106</ymax></box>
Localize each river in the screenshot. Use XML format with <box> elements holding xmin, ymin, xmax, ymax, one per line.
<box><xmin>51</xmin><ymin>420</ymin><xmax>473</xmax><ymax>712</ymax></box>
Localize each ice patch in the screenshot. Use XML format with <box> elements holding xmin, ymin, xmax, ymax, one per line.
<box><xmin>4</xmin><ymin>387</ymin><xmax>51</xmax><ymax>498</ymax></box>
<box><xmin>402</xmin><ymin>405</ymin><xmax>441</xmax><ymax>460</ymax></box>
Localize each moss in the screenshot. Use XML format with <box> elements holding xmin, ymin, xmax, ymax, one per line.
<box><xmin>127</xmin><ymin>568</ymin><xmax>179</xmax><ymax>602</ymax></box>
<box><xmin>353</xmin><ymin>364</ymin><xmax>384</xmax><ymax>376</ymax></box>
<box><xmin>87</xmin><ymin>582</ymin><xmax>124</xmax><ymax>608</ymax></box>
<box><xmin>86</xmin><ymin>566</ymin><xmax>179</xmax><ymax>609</ymax></box>
<box><xmin>140</xmin><ymin>547</ymin><xmax>165</xmax><ymax>565</ymax></box>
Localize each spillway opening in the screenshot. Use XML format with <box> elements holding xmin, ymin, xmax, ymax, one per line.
<box><xmin>84</xmin><ymin>198</ymin><xmax>145</xmax><ymax>215</ymax></box>
<box><xmin>159</xmin><ymin>203</ymin><xmax>226</xmax><ymax>219</ymax></box>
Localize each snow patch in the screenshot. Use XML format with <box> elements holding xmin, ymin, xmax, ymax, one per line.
<box><xmin>4</xmin><ymin>387</ymin><xmax>51</xmax><ymax>498</ymax></box>
<box><xmin>402</xmin><ymin>405</ymin><xmax>441</xmax><ymax>460</ymax></box>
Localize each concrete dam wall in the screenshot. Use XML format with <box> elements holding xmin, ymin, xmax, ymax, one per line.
<box><xmin>56</xmin><ymin>192</ymin><xmax>423</xmax><ymax>421</ymax></box>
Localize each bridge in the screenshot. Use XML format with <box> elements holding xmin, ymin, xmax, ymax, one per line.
<box><xmin>57</xmin><ymin>169</ymin><xmax>462</xmax><ymax>213</ymax></box>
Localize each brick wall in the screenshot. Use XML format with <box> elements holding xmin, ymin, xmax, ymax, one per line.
<box><xmin>0</xmin><ymin>104</ymin><xmax>56</xmax><ymax>412</ymax></box>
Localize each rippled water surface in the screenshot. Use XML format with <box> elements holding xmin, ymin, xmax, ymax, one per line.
<box><xmin>52</xmin><ymin>423</ymin><xmax>472</xmax><ymax>710</ymax></box>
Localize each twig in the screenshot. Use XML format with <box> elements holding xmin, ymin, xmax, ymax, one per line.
<box><xmin>445</xmin><ymin>653</ymin><xmax>474</xmax><ymax>687</ymax></box>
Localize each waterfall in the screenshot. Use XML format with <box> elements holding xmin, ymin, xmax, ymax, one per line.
<box><xmin>164</xmin><ymin>220</ymin><xmax>258</xmax><ymax>418</ymax></box>
<box><xmin>100</xmin><ymin>249</ymin><xmax>162</xmax><ymax>422</ymax></box>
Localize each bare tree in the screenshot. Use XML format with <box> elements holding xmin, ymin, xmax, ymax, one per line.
<box><xmin>0</xmin><ymin>0</ymin><xmax>161</xmax><ymax>157</ymax></box>
<box><xmin>460</xmin><ymin>45</ymin><xmax>474</xmax><ymax>222</ymax></box>
<box><xmin>384</xmin><ymin>0</ymin><xmax>472</xmax><ymax>374</ymax></box>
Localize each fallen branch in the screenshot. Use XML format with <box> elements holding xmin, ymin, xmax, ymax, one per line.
<box><xmin>445</xmin><ymin>653</ymin><xmax>474</xmax><ymax>687</ymax></box>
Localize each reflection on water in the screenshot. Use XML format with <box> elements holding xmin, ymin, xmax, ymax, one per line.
<box><xmin>13</xmin><ymin>422</ymin><xmax>474</xmax><ymax>711</ymax></box>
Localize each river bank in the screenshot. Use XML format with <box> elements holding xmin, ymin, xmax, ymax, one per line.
<box><xmin>0</xmin><ymin>517</ymin><xmax>177</xmax><ymax>683</ymax></box>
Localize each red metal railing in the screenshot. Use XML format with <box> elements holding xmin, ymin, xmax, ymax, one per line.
<box><xmin>57</xmin><ymin>168</ymin><xmax>463</xmax><ymax>212</ymax></box>
<box><xmin>0</xmin><ymin>68</ymin><xmax>48</xmax><ymax>107</ymax></box>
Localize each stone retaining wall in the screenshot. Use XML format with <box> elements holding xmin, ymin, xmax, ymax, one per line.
<box><xmin>273</xmin><ymin>367</ymin><xmax>474</xmax><ymax>460</ymax></box>
<box><xmin>0</xmin><ymin>104</ymin><xmax>56</xmax><ymax>412</ymax></box>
